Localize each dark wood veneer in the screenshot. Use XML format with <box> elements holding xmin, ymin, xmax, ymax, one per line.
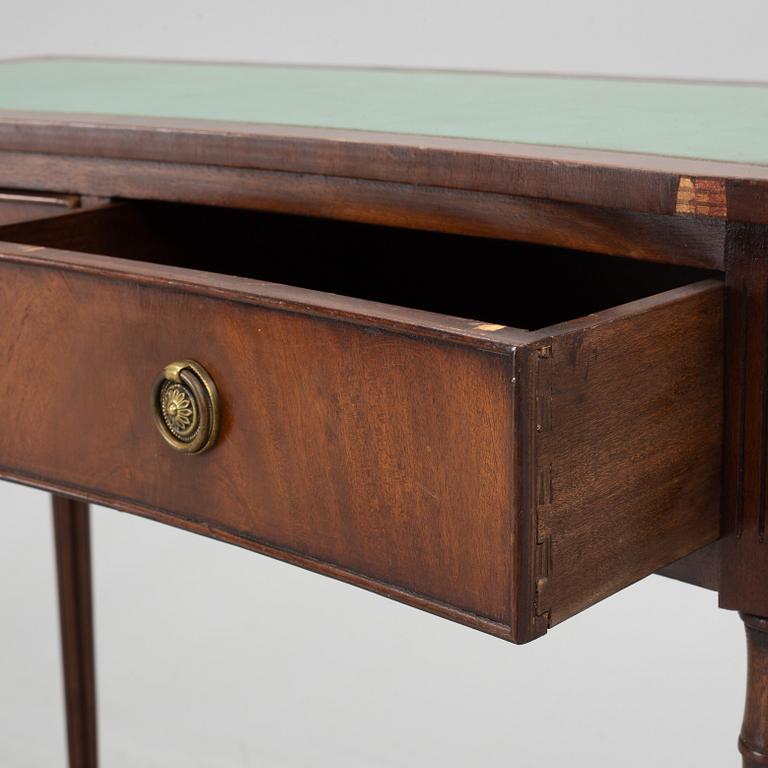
<box><xmin>526</xmin><ymin>284</ymin><xmax>722</xmax><ymax>630</ymax></box>
<box><xmin>721</xmin><ymin>224</ymin><xmax>768</xmax><ymax>615</ymax></box>
<box><xmin>1</xmin><ymin>110</ymin><xmax>768</xmax><ymax>223</ymax></box>
<box><xmin>0</xmin><ymin>151</ymin><xmax>728</xmax><ymax>269</ymax></box>
<box><xmin>0</xmin><ymin>203</ymin><xmax>723</xmax><ymax>643</ymax></box>
<box><xmin>52</xmin><ymin>497</ymin><xmax>97</xmax><ymax>768</ymax></box>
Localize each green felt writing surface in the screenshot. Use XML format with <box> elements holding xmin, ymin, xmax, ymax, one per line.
<box><xmin>1</xmin><ymin>58</ymin><xmax>767</xmax><ymax>164</ymax></box>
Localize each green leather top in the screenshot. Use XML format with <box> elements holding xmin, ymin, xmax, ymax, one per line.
<box><xmin>1</xmin><ymin>58</ymin><xmax>767</xmax><ymax>165</ymax></box>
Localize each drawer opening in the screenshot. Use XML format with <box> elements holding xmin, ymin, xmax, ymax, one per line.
<box><xmin>0</xmin><ymin>200</ymin><xmax>718</xmax><ymax>330</ymax></box>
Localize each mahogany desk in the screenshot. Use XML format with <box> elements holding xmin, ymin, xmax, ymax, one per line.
<box><xmin>0</xmin><ymin>59</ymin><xmax>765</xmax><ymax>766</ymax></box>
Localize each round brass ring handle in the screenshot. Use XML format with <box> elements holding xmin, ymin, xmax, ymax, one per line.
<box><xmin>151</xmin><ymin>360</ymin><xmax>220</xmax><ymax>454</ymax></box>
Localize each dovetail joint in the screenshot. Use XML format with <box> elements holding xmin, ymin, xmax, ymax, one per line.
<box><xmin>532</xmin><ymin>343</ymin><xmax>553</xmax><ymax>625</ymax></box>
<box><xmin>534</xmin><ymin>534</ymin><xmax>551</xmax><ymax>578</ymax></box>
<box><xmin>537</xmin><ymin>464</ymin><xmax>552</xmax><ymax>507</ymax></box>
<box><xmin>533</xmin><ymin>536</ymin><xmax>552</xmax><ymax>630</ymax></box>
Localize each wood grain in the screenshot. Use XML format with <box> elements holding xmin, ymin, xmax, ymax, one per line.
<box><xmin>720</xmin><ymin>224</ymin><xmax>768</xmax><ymax>616</ymax></box>
<box><xmin>0</xmin><ymin>155</ymin><xmax>727</xmax><ymax>269</ymax></box>
<box><xmin>656</xmin><ymin>541</ymin><xmax>720</xmax><ymax>591</ymax></box>
<box><xmin>1</xmin><ymin>107</ymin><xmax>768</xmax><ymax>222</ymax></box>
<box><xmin>0</xmin><ymin>258</ymin><xmax>519</xmax><ymax>631</ymax></box>
<box><xmin>0</xmin><ymin>116</ymin><xmax>686</xmax><ymax>212</ymax></box>
<box><xmin>0</xmin><ymin>59</ymin><xmax>752</xmax><ymax>763</ymax></box>
<box><xmin>520</xmin><ymin>281</ymin><xmax>723</xmax><ymax>633</ymax></box>
<box><xmin>676</xmin><ymin>177</ymin><xmax>728</xmax><ymax>217</ymax></box>
<box><xmin>0</xmin><ymin>207</ymin><xmax>724</xmax><ymax>640</ymax></box>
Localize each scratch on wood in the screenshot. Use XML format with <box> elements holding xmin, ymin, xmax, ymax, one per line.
<box><xmin>676</xmin><ymin>177</ymin><xmax>727</xmax><ymax>217</ymax></box>
<box><xmin>10</xmin><ymin>244</ymin><xmax>45</xmax><ymax>252</ymax></box>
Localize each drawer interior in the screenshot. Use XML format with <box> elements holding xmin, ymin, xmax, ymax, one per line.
<box><xmin>0</xmin><ymin>200</ymin><xmax>718</xmax><ymax>330</ymax></box>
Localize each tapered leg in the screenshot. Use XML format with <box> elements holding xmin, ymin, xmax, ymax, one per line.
<box><xmin>52</xmin><ymin>496</ymin><xmax>98</xmax><ymax>768</ymax></box>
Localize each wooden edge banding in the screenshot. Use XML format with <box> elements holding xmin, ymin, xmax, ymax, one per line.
<box><xmin>0</xmin><ymin>151</ymin><xmax>728</xmax><ymax>269</ymax></box>
<box><xmin>0</xmin><ymin>237</ymin><xmax>530</xmax><ymax>352</ymax></box>
<box><xmin>3</xmin><ymin>110</ymin><xmax>768</xmax><ymax>194</ymax></box>
<box><xmin>5</xmin><ymin>469</ymin><xmax>518</xmax><ymax>643</ymax></box>
<box><xmin>676</xmin><ymin>176</ymin><xmax>728</xmax><ymax>217</ymax></box>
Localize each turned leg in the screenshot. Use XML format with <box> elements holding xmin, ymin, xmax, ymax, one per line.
<box><xmin>52</xmin><ymin>496</ymin><xmax>98</xmax><ymax>768</ymax></box>
<box><xmin>741</xmin><ymin>614</ymin><xmax>768</xmax><ymax>767</ymax></box>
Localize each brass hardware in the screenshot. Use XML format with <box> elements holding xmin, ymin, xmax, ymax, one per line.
<box><xmin>152</xmin><ymin>360</ymin><xmax>220</xmax><ymax>454</ymax></box>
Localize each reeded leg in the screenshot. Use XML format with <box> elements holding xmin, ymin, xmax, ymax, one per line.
<box><xmin>741</xmin><ymin>614</ymin><xmax>768</xmax><ymax>767</ymax></box>
<box><xmin>52</xmin><ymin>496</ymin><xmax>98</xmax><ymax>768</ymax></box>
<box><xmin>720</xmin><ymin>225</ymin><xmax>768</xmax><ymax>766</ymax></box>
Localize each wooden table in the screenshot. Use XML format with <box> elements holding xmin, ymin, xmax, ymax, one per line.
<box><xmin>0</xmin><ymin>58</ymin><xmax>765</xmax><ymax>766</ymax></box>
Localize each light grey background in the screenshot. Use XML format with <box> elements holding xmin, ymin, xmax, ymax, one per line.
<box><xmin>0</xmin><ymin>3</ymin><xmax>758</xmax><ymax>766</ymax></box>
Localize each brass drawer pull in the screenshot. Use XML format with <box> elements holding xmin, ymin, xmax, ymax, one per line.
<box><xmin>151</xmin><ymin>360</ymin><xmax>220</xmax><ymax>454</ymax></box>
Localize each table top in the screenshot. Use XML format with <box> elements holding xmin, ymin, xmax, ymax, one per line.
<box><xmin>2</xmin><ymin>58</ymin><xmax>768</xmax><ymax>166</ymax></box>
<box><xmin>1</xmin><ymin>58</ymin><xmax>768</xmax><ymax>222</ymax></box>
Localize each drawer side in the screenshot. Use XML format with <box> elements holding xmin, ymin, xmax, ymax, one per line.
<box><xmin>523</xmin><ymin>281</ymin><xmax>723</xmax><ymax>632</ymax></box>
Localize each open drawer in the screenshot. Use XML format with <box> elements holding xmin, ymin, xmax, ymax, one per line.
<box><xmin>0</xmin><ymin>201</ymin><xmax>723</xmax><ymax>642</ymax></box>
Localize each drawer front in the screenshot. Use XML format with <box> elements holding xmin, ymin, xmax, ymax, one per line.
<box><xmin>0</xmin><ymin>259</ymin><xmax>517</xmax><ymax>633</ymax></box>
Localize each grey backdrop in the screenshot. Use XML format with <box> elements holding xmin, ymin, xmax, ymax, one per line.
<box><xmin>2</xmin><ymin>3</ymin><xmax>760</xmax><ymax>766</ymax></box>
